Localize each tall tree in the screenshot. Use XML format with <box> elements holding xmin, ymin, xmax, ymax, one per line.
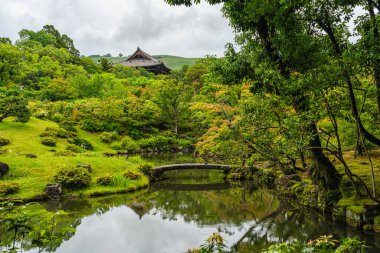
<box><xmin>165</xmin><ymin>0</ymin><xmax>342</xmax><ymax>192</ymax></box>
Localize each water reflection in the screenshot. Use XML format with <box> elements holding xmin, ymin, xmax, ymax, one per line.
<box><xmin>1</xmin><ymin>170</ymin><xmax>379</xmax><ymax>252</ymax></box>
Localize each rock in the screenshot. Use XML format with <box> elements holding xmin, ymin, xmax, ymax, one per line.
<box><xmin>76</xmin><ymin>164</ymin><xmax>92</xmax><ymax>173</ymax></box>
<box><xmin>0</xmin><ymin>162</ymin><xmax>9</xmax><ymax>178</ymax></box>
<box><xmin>25</xmin><ymin>154</ymin><xmax>37</xmax><ymax>158</ymax></box>
<box><xmin>44</xmin><ymin>184</ymin><xmax>63</xmax><ymax>198</ymax></box>
<box><xmin>346</xmin><ymin>206</ymin><xmax>364</xmax><ymax>228</ymax></box>
<box><xmin>363</xmin><ymin>204</ymin><xmax>380</xmax><ymax>223</ymax></box>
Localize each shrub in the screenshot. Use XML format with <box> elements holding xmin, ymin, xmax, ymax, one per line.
<box><xmin>40</xmin><ymin>130</ymin><xmax>56</xmax><ymax>138</ymax></box>
<box><xmin>59</xmin><ymin>121</ymin><xmax>77</xmax><ymax>132</ymax></box>
<box><xmin>121</xmin><ymin>136</ymin><xmax>141</xmax><ymax>153</ymax></box>
<box><xmin>99</xmin><ymin>132</ymin><xmax>119</xmax><ymax>143</ymax></box>
<box><xmin>0</xmin><ymin>137</ymin><xmax>10</xmax><ymax>146</ymax></box>
<box><xmin>66</xmin><ymin>144</ymin><xmax>81</xmax><ymax>153</ymax></box>
<box><xmin>0</xmin><ymin>182</ymin><xmax>20</xmax><ymax>194</ymax></box>
<box><xmin>54</xmin><ymin>167</ymin><xmax>92</xmax><ymax>189</ymax></box>
<box><xmin>96</xmin><ymin>175</ymin><xmax>114</xmax><ymax>185</ymax></box>
<box><xmin>123</xmin><ymin>170</ymin><xmax>142</xmax><ymax>180</ymax></box>
<box><xmin>53</xmin><ymin>151</ymin><xmax>76</xmax><ymax>157</ymax></box>
<box><xmin>138</xmin><ymin>136</ymin><xmax>171</xmax><ymax>151</ymax></box>
<box><xmin>136</xmin><ymin>163</ymin><xmax>154</xmax><ymax>176</ymax></box>
<box><xmin>69</xmin><ymin>137</ymin><xmax>93</xmax><ymax>150</ymax></box>
<box><xmin>174</xmin><ymin>138</ymin><xmax>193</xmax><ymax>149</ymax></box>
<box><xmin>111</xmin><ymin>142</ymin><xmax>123</xmax><ymax>150</ymax></box>
<box><xmin>41</xmin><ymin>137</ymin><xmax>57</xmax><ymax>147</ymax></box>
<box><xmin>56</xmin><ymin>128</ymin><xmax>69</xmax><ymax>138</ymax></box>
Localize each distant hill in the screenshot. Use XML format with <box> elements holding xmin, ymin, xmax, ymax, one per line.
<box><xmin>89</xmin><ymin>55</ymin><xmax>202</xmax><ymax>70</ymax></box>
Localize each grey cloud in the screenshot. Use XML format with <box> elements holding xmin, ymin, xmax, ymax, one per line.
<box><xmin>0</xmin><ymin>0</ymin><xmax>234</xmax><ymax>57</ymax></box>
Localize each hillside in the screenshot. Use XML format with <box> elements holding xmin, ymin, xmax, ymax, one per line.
<box><xmin>89</xmin><ymin>55</ymin><xmax>202</xmax><ymax>70</ymax></box>
<box><xmin>0</xmin><ymin>117</ymin><xmax>149</xmax><ymax>200</ymax></box>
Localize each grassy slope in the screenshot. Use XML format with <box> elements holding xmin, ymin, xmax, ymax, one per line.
<box><xmin>90</xmin><ymin>55</ymin><xmax>202</xmax><ymax>70</ymax></box>
<box><xmin>0</xmin><ymin>117</ymin><xmax>149</xmax><ymax>200</ymax></box>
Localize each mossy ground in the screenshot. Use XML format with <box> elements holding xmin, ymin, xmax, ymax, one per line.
<box><xmin>0</xmin><ymin>117</ymin><xmax>149</xmax><ymax>200</ymax></box>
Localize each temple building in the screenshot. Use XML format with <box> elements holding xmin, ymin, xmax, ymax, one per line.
<box><xmin>119</xmin><ymin>47</ymin><xmax>171</xmax><ymax>75</ymax></box>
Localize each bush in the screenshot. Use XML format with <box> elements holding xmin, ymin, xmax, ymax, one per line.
<box><xmin>96</xmin><ymin>175</ymin><xmax>114</xmax><ymax>185</ymax></box>
<box><xmin>40</xmin><ymin>130</ymin><xmax>56</xmax><ymax>138</ymax></box>
<box><xmin>66</xmin><ymin>144</ymin><xmax>81</xmax><ymax>153</ymax></box>
<box><xmin>123</xmin><ymin>170</ymin><xmax>142</xmax><ymax>180</ymax></box>
<box><xmin>121</xmin><ymin>136</ymin><xmax>141</xmax><ymax>153</ymax></box>
<box><xmin>41</xmin><ymin>137</ymin><xmax>57</xmax><ymax>147</ymax></box>
<box><xmin>110</xmin><ymin>142</ymin><xmax>123</xmax><ymax>150</ymax></box>
<box><xmin>0</xmin><ymin>182</ymin><xmax>20</xmax><ymax>194</ymax></box>
<box><xmin>138</xmin><ymin>136</ymin><xmax>171</xmax><ymax>151</ymax></box>
<box><xmin>136</xmin><ymin>163</ymin><xmax>154</xmax><ymax>176</ymax></box>
<box><xmin>56</xmin><ymin>128</ymin><xmax>68</xmax><ymax>138</ymax></box>
<box><xmin>0</xmin><ymin>137</ymin><xmax>10</xmax><ymax>146</ymax></box>
<box><xmin>53</xmin><ymin>150</ymin><xmax>76</xmax><ymax>157</ymax></box>
<box><xmin>54</xmin><ymin>167</ymin><xmax>92</xmax><ymax>189</ymax></box>
<box><xmin>99</xmin><ymin>132</ymin><xmax>119</xmax><ymax>143</ymax></box>
<box><xmin>69</xmin><ymin>137</ymin><xmax>93</xmax><ymax>150</ymax></box>
<box><xmin>59</xmin><ymin>121</ymin><xmax>77</xmax><ymax>132</ymax></box>
<box><xmin>174</xmin><ymin>138</ymin><xmax>193</xmax><ymax>149</ymax></box>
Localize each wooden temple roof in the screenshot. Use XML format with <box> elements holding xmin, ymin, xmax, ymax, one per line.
<box><xmin>119</xmin><ymin>47</ymin><xmax>171</xmax><ymax>74</ymax></box>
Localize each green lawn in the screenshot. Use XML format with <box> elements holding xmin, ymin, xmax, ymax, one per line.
<box><xmin>0</xmin><ymin>117</ymin><xmax>149</xmax><ymax>200</ymax></box>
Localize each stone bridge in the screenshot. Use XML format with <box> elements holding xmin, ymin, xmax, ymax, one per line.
<box><xmin>151</xmin><ymin>163</ymin><xmax>233</xmax><ymax>178</ymax></box>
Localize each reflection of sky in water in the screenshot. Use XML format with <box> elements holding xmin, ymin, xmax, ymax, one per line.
<box><xmin>54</xmin><ymin>206</ymin><xmax>255</xmax><ymax>253</ymax></box>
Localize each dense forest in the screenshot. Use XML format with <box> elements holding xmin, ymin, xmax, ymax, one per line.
<box><xmin>1</xmin><ymin>0</ymin><xmax>380</xmax><ymax>251</ymax></box>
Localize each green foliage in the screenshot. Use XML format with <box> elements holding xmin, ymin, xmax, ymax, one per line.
<box><xmin>69</xmin><ymin>137</ymin><xmax>93</xmax><ymax>150</ymax></box>
<box><xmin>136</xmin><ymin>163</ymin><xmax>154</xmax><ymax>176</ymax></box>
<box><xmin>40</xmin><ymin>137</ymin><xmax>57</xmax><ymax>147</ymax></box>
<box><xmin>123</xmin><ymin>170</ymin><xmax>142</xmax><ymax>180</ymax></box>
<box><xmin>66</xmin><ymin>144</ymin><xmax>81</xmax><ymax>153</ymax></box>
<box><xmin>0</xmin><ymin>92</ymin><xmax>31</xmax><ymax>123</ymax></box>
<box><xmin>54</xmin><ymin>167</ymin><xmax>92</xmax><ymax>189</ymax></box>
<box><xmin>0</xmin><ymin>182</ymin><xmax>20</xmax><ymax>194</ymax></box>
<box><xmin>263</xmin><ymin>235</ymin><xmax>365</xmax><ymax>253</ymax></box>
<box><xmin>120</xmin><ymin>136</ymin><xmax>141</xmax><ymax>153</ymax></box>
<box><xmin>96</xmin><ymin>175</ymin><xmax>114</xmax><ymax>186</ymax></box>
<box><xmin>187</xmin><ymin>233</ymin><xmax>227</xmax><ymax>253</ymax></box>
<box><xmin>99</xmin><ymin>131</ymin><xmax>119</xmax><ymax>143</ymax></box>
<box><xmin>138</xmin><ymin>136</ymin><xmax>171</xmax><ymax>151</ymax></box>
<box><xmin>0</xmin><ymin>136</ymin><xmax>10</xmax><ymax>146</ymax></box>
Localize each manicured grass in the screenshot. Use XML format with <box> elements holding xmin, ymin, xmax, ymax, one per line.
<box><xmin>89</xmin><ymin>55</ymin><xmax>202</xmax><ymax>70</ymax></box>
<box><xmin>0</xmin><ymin>117</ymin><xmax>149</xmax><ymax>200</ymax></box>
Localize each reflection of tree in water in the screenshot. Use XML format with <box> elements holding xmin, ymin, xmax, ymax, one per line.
<box><xmin>137</xmin><ymin>182</ymin><xmax>281</xmax><ymax>228</ymax></box>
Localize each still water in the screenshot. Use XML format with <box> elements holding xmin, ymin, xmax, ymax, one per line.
<box><xmin>1</xmin><ymin>168</ymin><xmax>380</xmax><ymax>252</ymax></box>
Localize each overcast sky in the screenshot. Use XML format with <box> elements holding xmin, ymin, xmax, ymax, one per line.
<box><xmin>0</xmin><ymin>0</ymin><xmax>234</xmax><ymax>57</ymax></box>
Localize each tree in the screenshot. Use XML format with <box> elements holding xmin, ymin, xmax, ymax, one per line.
<box><xmin>152</xmin><ymin>79</ymin><xmax>192</xmax><ymax>134</ymax></box>
<box><xmin>166</xmin><ymin>0</ymin><xmax>342</xmax><ymax>193</ymax></box>
<box><xmin>0</xmin><ymin>44</ymin><xmax>21</xmax><ymax>85</ymax></box>
<box><xmin>0</xmin><ymin>91</ymin><xmax>30</xmax><ymax>123</ymax></box>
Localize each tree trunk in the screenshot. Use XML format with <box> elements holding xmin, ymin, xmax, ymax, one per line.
<box><xmin>316</xmin><ymin>18</ymin><xmax>380</xmax><ymax>146</ymax></box>
<box><xmin>256</xmin><ymin>16</ymin><xmax>340</xmax><ymax>190</ymax></box>
<box><xmin>308</xmin><ymin>123</ymin><xmax>341</xmax><ymax>190</ymax></box>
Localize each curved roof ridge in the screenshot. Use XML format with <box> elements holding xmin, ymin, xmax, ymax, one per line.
<box><xmin>126</xmin><ymin>47</ymin><xmax>160</xmax><ymax>62</ymax></box>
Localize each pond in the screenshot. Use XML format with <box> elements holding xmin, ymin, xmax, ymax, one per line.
<box><xmin>1</xmin><ymin>158</ymin><xmax>379</xmax><ymax>252</ymax></box>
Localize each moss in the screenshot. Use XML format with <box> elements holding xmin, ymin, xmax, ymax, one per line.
<box><xmin>363</xmin><ymin>223</ymin><xmax>374</xmax><ymax>231</ymax></box>
<box><xmin>374</xmin><ymin>215</ymin><xmax>380</xmax><ymax>233</ymax></box>
<box><xmin>347</xmin><ymin>205</ymin><xmax>364</xmax><ymax>215</ymax></box>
